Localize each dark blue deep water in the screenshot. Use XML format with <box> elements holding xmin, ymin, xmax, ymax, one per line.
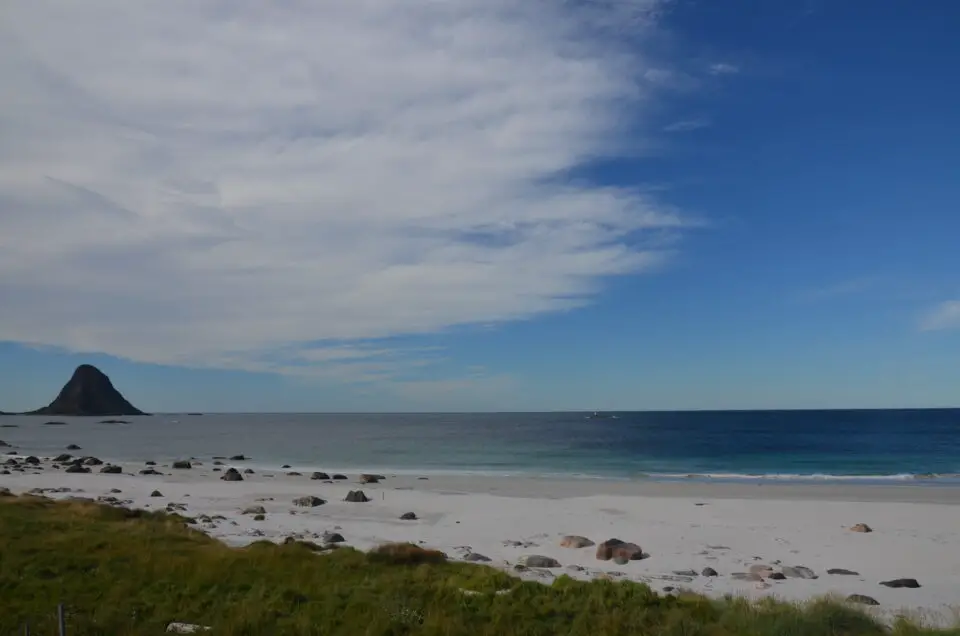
<box><xmin>2</xmin><ymin>409</ymin><xmax>959</xmax><ymax>483</ymax></box>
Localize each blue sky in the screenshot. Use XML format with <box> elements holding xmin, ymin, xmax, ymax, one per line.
<box><xmin>1</xmin><ymin>0</ymin><xmax>958</xmax><ymax>412</ymax></box>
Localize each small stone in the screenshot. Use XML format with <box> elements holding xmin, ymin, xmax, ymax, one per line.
<box><xmin>281</xmin><ymin>464</ymin><xmax>291</xmax><ymax>469</ymax></box>
<box><xmin>768</xmin><ymin>572</ymin><xmax>786</xmax><ymax>580</ymax></box>
<box><xmin>332</xmin><ymin>474</ymin><xmax>347</xmax><ymax>480</ymax></box>
<box><xmin>229</xmin><ymin>455</ymin><xmax>247</xmax><ymax>461</ymax></box>
<box><xmin>400</xmin><ymin>512</ymin><xmax>417</xmax><ymax>520</ymax></box>
<box><xmin>311</xmin><ymin>472</ymin><xmax>330</xmax><ymax>480</ymax></box>
<box><xmin>849</xmin><ymin>523</ymin><xmax>873</xmax><ymax>533</ymax></box>
<box><xmin>828</xmin><ymin>568</ymin><xmax>860</xmax><ymax>576</ymax></box>
<box><xmin>100</xmin><ymin>465</ymin><xmax>122</xmax><ymax>474</ymax></box>
<box><xmin>344</xmin><ymin>490</ymin><xmax>370</xmax><ymax>503</ymax></box>
<box><xmin>54</xmin><ymin>454</ymin><xmax>73</xmax><ymax>463</ymax></box>
<box><xmin>464</xmin><ymin>552</ymin><xmax>491</xmax><ymax>562</ymax></box>
<box><xmin>172</xmin><ymin>460</ymin><xmax>192</xmax><ymax>469</ymax></box>
<box><xmin>560</xmin><ymin>535</ymin><xmax>595</xmax><ymax>548</ymax></box>
<box><xmin>321</xmin><ymin>531</ymin><xmax>345</xmax><ymax>543</ymax></box>
<box><xmin>360</xmin><ymin>473</ymin><xmax>382</xmax><ymax>484</ymax></box>
<box><xmin>244</xmin><ymin>468</ymin><xmax>254</xmax><ymax>474</ymax></box>
<box><xmin>242</xmin><ymin>506</ymin><xmax>266</xmax><ymax>515</ymax></box>
<box><xmin>253</xmin><ymin>514</ymin><xmax>265</xmax><ymax>521</ymax></box>
<box><xmin>150</xmin><ymin>490</ymin><xmax>163</xmax><ymax>497</ymax></box>
<box><xmin>880</xmin><ymin>578</ymin><xmax>921</xmax><ymax>589</ymax></box>
<box><xmin>110</xmin><ymin>488</ymin><xmax>122</xmax><ymax>493</ymax></box>
<box><xmin>65</xmin><ymin>464</ymin><xmax>90</xmax><ymax>474</ymax></box>
<box><xmin>293</xmin><ymin>495</ymin><xmax>326</xmax><ymax>507</ymax></box>
<box><xmin>749</xmin><ymin>564</ymin><xmax>775</xmax><ymax>577</ymax></box>
<box><xmin>782</xmin><ymin>566</ymin><xmax>817</xmax><ymax>579</ymax></box>
<box><xmin>847</xmin><ymin>594</ymin><xmax>880</xmax><ymax>606</ymax></box>
<box><xmin>221</xmin><ymin>468</ymin><xmax>243</xmax><ymax>481</ymax></box>
<box><xmin>66</xmin><ymin>444</ymin><xmax>82</xmax><ymax>450</ymax></box>
<box><xmin>517</xmin><ymin>555</ymin><xmax>561</xmax><ymax>568</ymax></box>
<box><xmin>146</xmin><ymin>461</ymin><xmax>157</xmax><ymax>466</ymax></box>
<box><xmin>82</xmin><ymin>457</ymin><xmax>104</xmax><ymax>466</ymax></box>
<box><xmin>213</xmin><ymin>461</ymin><xmax>224</xmax><ymax>465</ymax></box>
<box><xmin>702</xmin><ymin>567</ymin><xmax>719</xmax><ymax>577</ymax></box>
<box><xmin>24</xmin><ymin>456</ymin><xmax>40</xmax><ymax>465</ymax></box>
<box><xmin>140</xmin><ymin>468</ymin><xmax>162</xmax><ymax>475</ymax></box>
<box><xmin>673</xmin><ymin>570</ymin><xmax>698</xmax><ymax>577</ymax></box>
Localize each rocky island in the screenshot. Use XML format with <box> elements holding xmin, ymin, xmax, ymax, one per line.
<box><xmin>25</xmin><ymin>364</ymin><xmax>147</xmax><ymax>416</ymax></box>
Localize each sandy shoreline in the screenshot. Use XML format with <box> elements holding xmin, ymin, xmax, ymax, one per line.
<box><xmin>3</xmin><ymin>456</ymin><xmax>960</xmax><ymax>627</ymax></box>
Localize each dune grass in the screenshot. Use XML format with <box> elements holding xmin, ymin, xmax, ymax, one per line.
<box><xmin>0</xmin><ymin>494</ymin><xmax>957</xmax><ymax>636</ymax></box>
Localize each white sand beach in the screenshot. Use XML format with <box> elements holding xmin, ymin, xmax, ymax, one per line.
<box><xmin>3</xmin><ymin>459</ymin><xmax>960</xmax><ymax>627</ymax></box>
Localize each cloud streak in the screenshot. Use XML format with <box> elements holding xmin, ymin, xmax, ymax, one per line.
<box><xmin>920</xmin><ymin>301</ymin><xmax>960</xmax><ymax>332</ymax></box>
<box><xmin>0</xmin><ymin>0</ymin><xmax>691</xmax><ymax>382</ymax></box>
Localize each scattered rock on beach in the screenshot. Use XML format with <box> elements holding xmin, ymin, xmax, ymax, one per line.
<box><xmin>749</xmin><ymin>564</ymin><xmax>775</xmax><ymax>577</ymax></box>
<box><xmin>100</xmin><ymin>465</ymin><xmax>122</xmax><ymax>474</ymax></box>
<box><xmin>110</xmin><ymin>488</ymin><xmax>122</xmax><ymax>493</ymax></box>
<box><xmin>849</xmin><ymin>523</ymin><xmax>873</xmax><ymax>533</ymax></box>
<box><xmin>596</xmin><ymin>538</ymin><xmax>643</xmax><ymax>562</ymax></box>
<box><xmin>172</xmin><ymin>460</ymin><xmax>192</xmax><ymax>469</ymax></box>
<box><xmin>463</xmin><ymin>552</ymin><xmax>492</xmax><ymax>562</ymax></box>
<box><xmin>24</xmin><ymin>456</ymin><xmax>40</xmax><ymax>465</ymax></box>
<box><xmin>332</xmin><ymin>474</ymin><xmax>347</xmax><ymax>480</ymax></box>
<box><xmin>229</xmin><ymin>455</ymin><xmax>247</xmax><ymax>461</ymax></box>
<box><xmin>702</xmin><ymin>567</ymin><xmax>719</xmax><ymax>577</ymax></box>
<box><xmin>242</xmin><ymin>506</ymin><xmax>266</xmax><ymax>515</ymax></box>
<box><xmin>65</xmin><ymin>464</ymin><xmax>89</xmax><ymax>474</ymax></box>
<box><xmin>145</xmin><ymin>461</ymin><xmax>157</xmax><ymax>466</ymax></box>
<box><xmin>0</xmin><ymin>487</ymin><xmax>13</xmax><ymax>496</ymax></box>
<box><xmin>782</xmin><ymin>566</ymin><xmax>818</xmax><ymax>579</ymax></box>
<box><xmin>360</xmin><ymin>474</ymin><xmax>382</xmax><ymax>484</ymax></box>
<box><xmin>140</xmin><ymin>468</ymin><xmax>162</xmax><ymax>475</ymax></box>
<box><xmin>344</xmin><ymin>490</ymin><xmax>370</xmax><ymax>503</ymax></box>
<box><xmin>287</xmin><ymin>471</ymin><xmax>302</xmax><ymax>476</ymax></box>
<box><xmin>880</xmin><ymin>578</ymin><xmax>921</xmax><ymax>589</ymax></box>
<box><xmin>768</xmin><ymin>572</ymin><xmax>786</xmax><ymax>580</ymax></box>
<box><xmin>150</xmin><ymin>490</ymin><xmax>163</xmax><ymax>497</ymax></box>
<box><xmin>847</xmin><ymin>594</ymin><xmax>880</xmax><ymax>606</ymax></box>
<box><xmin>293</xmin><ymin>495</ymin><xmax>326</xmax><ymax>507</ymax></box>
<box><xmin>0</xmin><ymin>440</ymin><xmax>9</xmax><ymax>447</ymax></box>
<box><xmin>311</xmin><ymin>472</ymin><xmax>330</xmax><ymax>480</ymax></box>
<box><xmin>517</xmin><ymin>555</ymin><xmax>561</xmax><ymax>568</ymax></box>
<box><xmin>828</xmin><ymin>568</ymin><xmax>860</xmax><ymax>576</ymax></box>
<box><xmin>82</xmin><ymin>457</ymin><xmax>104</xmax><ymax>466</ymax></box>
<box><xmin>321</xmin><ymin>531</ymin><xmax>345</xmax><ymax>543</ymax></box>
<box><xmin>673</xmin><ymin>570</ymin><xmax>698</xmax><ymax>577</ymax></box>
<box><xmin>560</xmin><ymin>535</ymin><xmax>595</xmax><ymax>548</ymax></box>
<box><xmin>253</xmin><ymin>514</ymin><xmax>265</xmax><ymax>521</ymax></box>
<box><xmin>244</xmin><ymin>468</ymin><xmax>254</xmax><ymax>474</ymax></box>
<box><xmin>731</xmin><ymin>572</ymin><xmax>764</xmax><ymax>582</ymax></box>
<box><xmin>281</xmin><ymin>464</ymin><xmax>291</xmax><ymax>469</ymax></box>
<box><xmin>44</xmin><ymin>421</ymin><xmax>68</xmax><ymax>426</ymax></box>
<box><xmin>400</xmin><ymin>512</ymin><xmax>418</xmax><ymax>520</ymax></box>
<box><xmin>53</xmin><ymin>454</ymin><xmax>73</xmax><ymax>463</ymax></box>
<box><xmin>221</xmin><ymin>468</ymin><xmax>243</xmax><ymax>481</ymax></box>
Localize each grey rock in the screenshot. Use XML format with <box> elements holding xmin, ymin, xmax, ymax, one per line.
<box><xmin>847</xmin><ymin>594</ymin><xmax>880</xmax><ymax>606</ymax></box>
<box><xmin>560</xmin><ymin>535</ymin><xmax>595</xmax><ymax>548</ymax></box>
<box><xmin>242</xmin><ymin>506</ymin><xmax>267</xmax><ymax>515</ymax></box>
<box><xmin>110</xmin><ymin>488</ymin><xmax>122</xmax><ymax>493</ymax></box>
<box><xmin>99</xmin><ymin>465</ymin><xmax>122</xmax><ymax>474</ymax></box>
<box><xmin>731</xmin><ymin>572</ymin><xmax>763</xmax><ymax>582</ymax></box>
<box><xmin>827</xmin><ymin>568</ymin><xmax>860</xmax><ymax>576</ymax></box>
<box><xmin>880</xmin><ymin>578</ymin><xmax>921</xmax><ymax>589</ymax></box>
<box><xmin>782</xmin><ymin>566</ymin><xmax>818</xmax><ymax>579</ymax></box>
<box><xmin>66</xmin><ymin>444</ymin><xmax>82</xmax><ymax>450</ymax></box>
<box><xmin>517</xmin><ymin>555</ymin><xmax>561</xmax><ymax>568</ymax></box>
<box><xmin>150</xmin><ymin>490</ymin><xmax>163</xmax><ymax>497</ymax></box>
<box><xmin>321</xmin><ymin>531</ymin><xmax>345</xmax><ymax>543</ymax></box>
<box><xmin>140</xmin><ymin>468</ymin><xmax>162</xmax><ymax>475</ymax></box>
<box><xmin>400</xmin><ymin>512</ymin><xmax>417</xmax><ymax>520</ymax></box>
<box><xmin>360</xmin><ymin>473</ymin><xmax>382</xmax><ymax>484</ymax></box>
<box><xmin>65</xmin><ymin>464</ymin><xmax>89</xmax><ymax>474</ymax></box>
<box><xmin>311</xmin><ymin>472</ymin><xmax>330</xmax><ymax>480</ymax></box>
<box><xmin>344</xmin><ymin>490</ymin><xmax>370</xmax><ymax>503</ymax></box>
<box><xmin>293</xmin><ymin>495</ymin><xmax>326</xmax><ymax>507</ymax></box>
<box><xmin>332</xmin><ymin>474</ymin><xmax>347</xmax><ymax>480</ymax></box>
<box><xmin>464</xmin><ymin>552</ymin><xmax>492</xmax><ymax>562</ymax></box>
<box><xmin>673</xmin><ymin>570</ymin><xmax>698</xmax><ymax>577</ymax></box>
<box><xmin>82</xmin><ymin>457</ymin><xmax>104</xmax><ymax>466</ymax></box>
<box><xmin>229</xmin><ymin>455</ymin><xmax>247</xmax><ymax>461</ymax></box>
<box><xmin>702</xmin><ymin>567</ymin><xmax>719</xmax><ymax>577</ymax></box>
<box><xmin>172</xmin><ymin>460</ymin><xmax>192</xmax><ymax>469</ymax></box>
<box><xmin>244</xmin><ymin>468</ymin><xmax>254</xmax><ymax>474</ymax></box>
<box><xmin>24</xmin><ymin>456</ymin><xmax>40</xmax><ymax>465</ymax></box>
<box><xmin>53</xmin><ymin>454</ymin><xmax>73</xmax><ymax>463</ymax></box>
<box><xmin>768</xmin><ymin>572</ymin><xmax>786</xmax><ymax>580</ymax></box>
<box><xmin>221</xmin><ymin>468</ymin><xmax>243</xmax><ymax>481</ymax></box>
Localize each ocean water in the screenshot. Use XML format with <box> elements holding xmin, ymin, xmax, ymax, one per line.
<box><xmin>2</xmin><ymin>410</ymin><xmax>959</xmax><ymax>484</ymax></box>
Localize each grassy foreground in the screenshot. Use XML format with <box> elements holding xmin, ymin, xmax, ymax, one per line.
<box><xmin>0</xmin><ymin>494</ymin><xmax>957</xmax><ymax>636</ymax></box>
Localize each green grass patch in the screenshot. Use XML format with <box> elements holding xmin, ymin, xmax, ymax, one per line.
<box><xmin>1</xmin><ymin>494</ymin><xmax>957</xmax><ymax>635</ymax></box>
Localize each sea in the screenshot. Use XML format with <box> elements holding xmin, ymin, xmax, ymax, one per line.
<box><xmin>2</xmin><ymin>409</ymin><xmax>959</xmax><ymax>485</ymax></box>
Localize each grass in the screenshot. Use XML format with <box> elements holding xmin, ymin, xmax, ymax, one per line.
<box><xmin>1</xmin><ymin>494</ymin><xmax>958</xmax><ymax>636</ymax></box>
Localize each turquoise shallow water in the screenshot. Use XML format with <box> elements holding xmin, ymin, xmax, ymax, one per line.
<box><xmin>2</xmin><ymin>410</ymin><xmax>959</xmax><ymax>483</ymax></box>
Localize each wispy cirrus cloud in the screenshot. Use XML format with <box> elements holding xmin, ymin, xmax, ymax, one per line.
<box><xmin>708</xmin><ymin>62</ymin><xmax>740</xmax><ymax>75</ymax></box>
<box><xmin>0</xmin><ymin>0</ymin><xmax>703</xmax><ymax>386</ymax></box>
<box><xmin>791</xmin><ymin>277</ymin><xmax>880</xmax><ymax>304</ymax></box>
<box><xmin>662</xmin><ymin>118</ymin><xmax>711</xmax><ymax>133</ymax></box>
<box><xmin>919</xmin><ymin>301</ymin><xmax>960</xmax><ymax>332</ymax></box>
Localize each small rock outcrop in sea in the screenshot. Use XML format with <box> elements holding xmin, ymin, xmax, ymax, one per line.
<box><xmin>293</xmin><ymin>495</ymin><xmax>326</xmax><ymax>507</ymax></box>
<box><xmin>221</xmin><ymin>468</ymin><xmax>243</xmax><ymax>481</ymax></box>
<box><xmin>560</xmin><ymin>535</ymin><xmax>594</xmax><ymax>548</ymax></box>
<box><xmin>344</xmin><ymin>490</ymin><xmax>370</xmax><ymax>503</ymax></box>
<box><xmin>0</xmin><ymin>440</ymin><xmax>10</xmax><ymax>447</ymax></box>
<box><xmin>880</xmin><ymin>578</ymin><xmax>921</xmax><ymax>588</ymax></box>
<box><xmin>67</xmin><ymin>444</ymin><xmax>82</xmax><ymax>450</ymax></box>
<box><xmin>229</xmin><ymin>455</ymin><xmax>247</xmax><ymax>461</ymax></box>
<box><xmin>595</xmin><ymin>538</ymin><xmax>643</xmax><ymax>562</ymax></box>
<box><xmin>847</xmin><ymin>594</ymin><xmax>880</xmax><ymax>606</ymax></box>
<box><xmin>849</xmin><ymin>523</ymin><xmax>873</xmax><ymax>533</ymax></box>
<box><xmin>27</xmin><ymin>364</ymin><xmax>146</xmax><ymax>416</ymax></box>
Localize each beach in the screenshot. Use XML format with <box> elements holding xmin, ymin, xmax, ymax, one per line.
<box><xmin>3</xmin><ymin>457</ymin><xmax>959</xmax><ymax>627</ymax></box>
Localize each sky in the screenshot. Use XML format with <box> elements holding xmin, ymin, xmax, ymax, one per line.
<box><xmin>1</xmin><ymin>0</ymin><xmax>958</xmax><ymax>413</ymax></box>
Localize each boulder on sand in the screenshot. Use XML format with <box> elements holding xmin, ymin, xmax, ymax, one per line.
<box><xmin>400</xmin><ymin>512</ymin><xmax>417</xmax><ymax>520</ymax></box>
<box><xmin>517</xmin><ymin>555</ymin><xmax>561</xmax><ymax>568</ymax></box>
<box><xmin>344</xmin><ymin>490</ymin><xmax>370</xmax><ymax>503</ymax></box>
<box><xmin>849</xmin><ymin>523</ymin><xmax>873</xmax><ymax>533</ymax></box>
<box><xmin>221</xmin><ymin>468</ymin><xmax>243</xmax><ymax>482</ymax></box>
<box><xmin>172</xmin><ymin>460</ymin><xmax>192</xmax><ymax>469</ymax></box>
<box><xmin>293</xmin><ymin>496</ymin><xmax>326</xmax><ymax>507</ymax></box>
<box><xmin>53</xmin><ymin>454</ymin><xmax>73</xmax><ymax>463</ymax></box>
<box><xmin>595</xmin><ymin>538</ymin><xmax>643</xmax><ymax>562</ymax></box>
<box><xmin>99</xmin><ymin>465</ymin><xmax>122</xmax><ymax>474</ymax></box>
<box><xmin>560</xmin><ymin>535</ymin><xmax>594</xmax><ymax>548</ymax></box>
<box><xmin>360</xmin><ymin>474</ymin><xmax>383</xmax><ymax>484</ymax></box>
<box><xmin>311</xmin><ymin>472</ymin><xmax>330</xmax><ymax>480</ymax></box>
<box><xmin>65</xmin><ymin>464</ymin><xmax>90</xmax><ymax>474</ymax></box>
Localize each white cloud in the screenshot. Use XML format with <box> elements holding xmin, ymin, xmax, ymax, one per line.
<box><xmin>0</xmin><ymin>0</ymin><xmax>690</xmax><ymax>382</ymax></box>
<box><xmin>662</xmin><ymin>118</ymin><xmax>710</xmax><ymax>133</ymax></box>
<box><xmin>708</xmin><ymin>62</ymin><xmax>740</xmax><ymax>75</ymax></box>
<box><xmin>920</xmin><ymin>301</ymin><xmax>960</xmax><ymax>332</ymax></box>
